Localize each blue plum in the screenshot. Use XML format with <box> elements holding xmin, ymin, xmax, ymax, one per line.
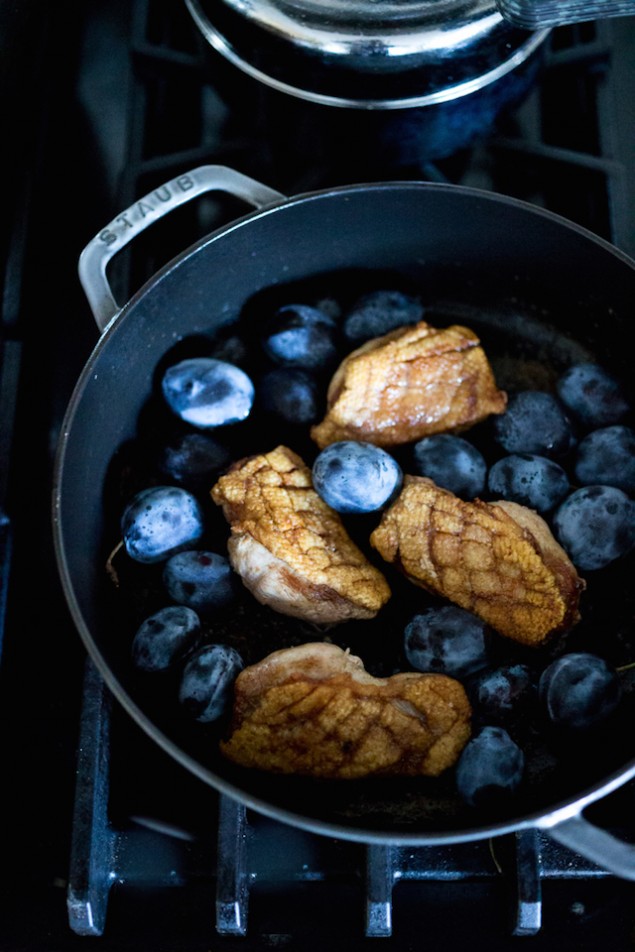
<box><xmin>556</xmin><ymin>363</ymin><xmax>629</xmax><ymax>429</ymax></box>
<box><xmin>121</xmin><ymin>486</ymin><xmax>204</xmax><ymax>564</ymax></box>
<box><xmin>412</xmin><ymin>434</ymin><xmax>487</xmax><ymax>499</ymax></box>
<box><xmin>159</xmin><ymin>432</ymin><xmax>231</xmax><ymax>487</ymax></box>
<box><xmin>552</xmin><ymin>485</ymin><xmax>635</xmax><ymax>571</ymax></box>
<box><xmin>404</xmin><ymin>605</ymin><xmax>489</xmax><ymax>678</ymax></box>
<box><xmin>163</xmin><ymin>550</ymin><xmax>236</xmax><ymax>615</ymax></box>
<box><xmin>574</xmin><ymin>426</ymin><xmax>635</xmax><ymax>493</ymax></box>
<box><xmin>343</xmin><ymin>289</ymin><xmax>423</xmax><ymax>343</ymax></box>
<box><xmin>539</xmin><ymin>653</ymin><xmax>622</xmax><ymax>730</ymax></box>
<box><xmin>262</xmin><ymin>304</ymin><xmax>339</xmax><ymax>370</ymax></box>
<box><xmin>493</xmin><ymin>391</ymin><xmax>574</xmax><ymax>458</ymax></box>
<box><xmin>455</xmin><ymin>726</ymin><xmax>525</xmax><ymax>808</ymax></box>
<box><xmin>470</xmin><ymin>664</ymin><xmax>535</xmax><ymax>725</ymax></box>
<box><xmin>132</xmin><ymin>605</ymin><xmax>201</xmax><ymax>673</ymax></box>
<box><xmin>178</xmin><ymin>644</ymin><xmax>244</xmax><ymax>723</ymax></box>
<box><xmin>487</xmin><ymin>453</ymin><xmax>570</xmax><ymax>513</ymax></box>
<box><xmin>259</xmin><ymin>367</ymin><xmax>320</xmax><ymax>424</ymax></box>
<box><xmin>311</xmin><ymin>440</ymin><xmax>403</xmax><ymax>514</ymax></box>
<box><xmin>162</xmin><ymin>357</ymin><xmax>254</xmax><ymax>429</ymax></box>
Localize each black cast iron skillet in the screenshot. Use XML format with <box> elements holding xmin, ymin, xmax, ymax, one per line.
<box><xmin>53</xmin><ymin>166</ymin><xmax>635</xmax><ymax>876</ymax></box>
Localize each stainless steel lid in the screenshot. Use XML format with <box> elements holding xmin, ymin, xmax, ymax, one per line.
<box><xmin>185</xmin><ymin>0</ymin><xmax>549</xmax><ymax>108</ymax></box>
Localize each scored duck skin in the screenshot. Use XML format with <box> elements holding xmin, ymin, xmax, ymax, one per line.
<box><xmin>311</xmin><ymin>320</ymin><xmax>507</xmax><ymax>449</ymax></box>
<box><xmin>370</xmin><ymin>476</ymin><xmax>585</xmax><ymax>647</ymax></box>
<box><xmin>211</xmin><ymin>445</ymin><xmax>391</xmax><ymax>625</ymax></box>
<box><xmin>220</xmin><ymin>642</ymin><xmax>472</xmax><ymax>779</ymax></box>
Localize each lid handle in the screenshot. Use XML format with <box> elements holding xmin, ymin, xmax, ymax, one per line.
<box><xmin>496</xmin><ymin>0</ymin><xmax>634</xmax><ymax>29</ymax></box>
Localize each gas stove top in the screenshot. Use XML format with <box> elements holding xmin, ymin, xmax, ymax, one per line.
<box><xmin>1</xmin><ymin>2</ymin><xmax>634</xmax><ymax>949</ymax></box>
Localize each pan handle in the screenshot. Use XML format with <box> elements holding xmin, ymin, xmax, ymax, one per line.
<box><xmin>544</xmin><ymin>810</ymin><xmax>635</xmax><ymax>880</ymax></box>
<box><xmin>78</xmin><ymin>165</ymin><xmax>286</xmax><ymax>333</ymax></box>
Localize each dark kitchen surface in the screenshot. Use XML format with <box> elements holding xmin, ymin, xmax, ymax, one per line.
<box><xmin>1</xmin><ymin>1</ymin><xmax>635</xmax><ymax>950</ymax></box>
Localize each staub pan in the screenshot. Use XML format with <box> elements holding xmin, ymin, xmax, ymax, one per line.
<box><xmin>53</xmin><ymin>166</ymin><xmax>635</xmax><ymax>877</ymax></box>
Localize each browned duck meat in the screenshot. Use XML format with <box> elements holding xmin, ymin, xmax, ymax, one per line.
<box><xmin>311</xmin><ymin>320</ymin><xmax>507</xmax><ymax>449</ymax></box>
<box><xmin>370</xmin><ymin>476</ymin><xmax>585</xmax><ymax>646</ymax></box>
<box><xmin>220</xmin><ymin>642</ymin><xmax>472</xmax><ymax>778</ymax></box>
<box><xmin>211</xmin><ymin>445</ymin><xmax>391</xmax><ymax>625</ymax></box>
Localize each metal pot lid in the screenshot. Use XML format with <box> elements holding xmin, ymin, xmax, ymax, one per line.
<box><xmin>185</xmin><ymin>0</ymin><xmax>549</xmax><ymax>107</ymax></box>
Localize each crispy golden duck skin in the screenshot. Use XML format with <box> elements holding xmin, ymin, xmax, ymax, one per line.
<box><xmin>211</xmin><ymin>446</ymin><xmax>391</xmax><ymax>625</ymax></box>
<box><xmin>311</xmin><ymin>320</ymin><xmax>507</xmax><ymax>449</ymax></box>
<box><xmin>220</xmin><ymin>643</ymin><xmax>472</xmax><ymax>778</ymax></box>
<box><xmin>370</xmin><ymin>477</ymin><xmax>585</xmax><ymax>646</ymax></box>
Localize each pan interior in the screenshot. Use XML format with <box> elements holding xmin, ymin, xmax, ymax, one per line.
<box><xmin>55</xmin><ymin>183</ymin><xmax>635</xmax><ymax>840</ymax></box>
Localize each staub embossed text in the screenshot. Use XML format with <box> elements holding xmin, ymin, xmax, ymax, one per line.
<box><xmin>98</xmin><ymin>174</ymin><xmax>196</xmax><ymax>245</ymax></box>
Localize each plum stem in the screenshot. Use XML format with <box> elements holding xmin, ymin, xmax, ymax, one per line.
<box><xmin>106</xmin><ymin>539</ymin><xmax>124</xmax><ymax>587</ymax></box>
